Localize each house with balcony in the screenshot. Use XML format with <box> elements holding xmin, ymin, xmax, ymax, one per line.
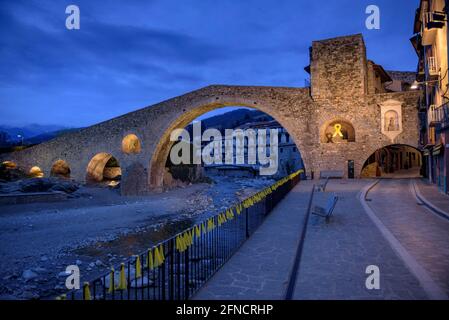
<box><xmin>412</xmin><ymin>0</ymin><xmax>449</xmax><ymax>194</ymax></box>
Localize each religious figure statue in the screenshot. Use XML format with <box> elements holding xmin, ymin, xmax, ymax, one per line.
<box><xmin>384</xmin><ymin>110</ymin><xmax>399</xmax><ymax>132</ymax></box>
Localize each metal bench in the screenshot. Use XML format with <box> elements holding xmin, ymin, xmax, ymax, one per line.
<box><xmin>311</xmin><ymin>194</ymin><xmax>338</xmax><ymax>222</ymax></box>
<box><xmin>315</xmin><ymin>177</ymin><xmax>330</xmax><ymax>192</ymax></box>
<box><xmin>319</xmin><ymin>170</ymin><xmax>344</xmax><ymax>179</ymax></box>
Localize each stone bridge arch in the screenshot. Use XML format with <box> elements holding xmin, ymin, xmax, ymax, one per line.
<box><xmin>147</xmin><ymin>88</ymin><xmax>314</xmax><ymax>190</ymax></box>
<box><xmin>0</xmin><ymin>85</ymin><xmax>314</xmax><ymax>195</ymax></box>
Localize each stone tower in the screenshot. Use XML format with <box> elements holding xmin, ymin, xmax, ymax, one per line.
<box><xmin>309</xmin><ymin>34</ymin><xmax>368</xmax><ymax>105</ymax></box>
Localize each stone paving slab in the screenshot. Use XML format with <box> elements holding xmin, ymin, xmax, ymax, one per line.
<box><xmin>193</xmin><ymin>181</ymin><xmax>314</xmax><ymax>300</ymax></box>
<box><xmin>194</xmin><ymin>179</ymin><xmax>431</xmax><ymax>300</ymax></box>
<box><xmin>367</xmin><ymin>179</ymin><xmax>449</xmax><ymax>297</ymax></box>
<box><xmin>294</xmin><ymin>180</ymin><xmax>427</xmax><ymax>300</ymax></box>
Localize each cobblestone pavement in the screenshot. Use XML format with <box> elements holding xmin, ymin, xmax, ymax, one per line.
<box><xmin>415</xmin><ymin>178</ymin><xmax>449</xmax><ymax>216</ymax></box>
<box><xmin>194</xmin><ymin>179</ymin><xmax>431</xmax><ymax>300</ymax></box>
<box><xmin>193</xmin><ymin>181</ymin><xmax>314</xmax><ymax>300</ymax></box>
<box><xmin>294</xmin><ymin>180</ymin><xmax>427</xmax><ymax>300</ymax></box>
<box><xmin>367</xmin><ymin>179</ymin><xmax>449</xmax><ymax>297</ymax></box>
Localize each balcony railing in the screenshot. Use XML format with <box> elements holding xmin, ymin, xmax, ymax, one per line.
<box><xmin>421</xmin><ymin>11</ymin><xmax>446</xmax><ymax>45</ymax></box>
<box><xmin>428</xmin><ymin>103</ymin><xmax>449</xmax><ymax>131</ymax></box>
<box><xmin>427</xmin><ymin>56</ymin><xmax>439</xmax><ymax>77</ymax></box>
<box><xmin>437</xmin><ymin>102</ymin><xmax>449</xmax><ymax>131</ymax></box>
<box><xmin>428</xmin><ymin>105</ymin><xmax>443</xmax><ymax>126</ymax></box>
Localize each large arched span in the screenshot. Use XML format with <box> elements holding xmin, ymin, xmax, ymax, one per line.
<box><xmin>361</xmin><ymin>144</ymin><xmax>422</xmax><ymax>178</ymax></box>
<box><xmin>148</xmin><ymin>101</ymin><xmax>309</xmax><ymax>190</ymax></box>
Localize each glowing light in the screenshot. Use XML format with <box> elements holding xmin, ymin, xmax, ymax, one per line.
<box><xmin>29</xmin><ymin>166</ymin><xmax>44</xmax><ymax>178</ymax></box>
<box><xmin>1</xmin><ymin>161</ymin><xmax>17</xmax><ymax>169</ymax></box>
<box><xmin>122</xmin><ymin>134</ymin><xmax>141</xmax><ymax>154</ymax></box>
<box><xmin>332</xmin><ymin>124</ymin><xmax>344</xmax><ymax>138</ymax></box>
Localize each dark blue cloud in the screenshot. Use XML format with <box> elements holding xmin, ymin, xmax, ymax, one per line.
<box><xmin>0</xmin><ymin>0</ymin><xmax>419</xmax><ymax>127</ymax></box>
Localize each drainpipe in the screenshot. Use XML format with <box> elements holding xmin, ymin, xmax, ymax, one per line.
<box><xmin>446</xmin><ymin>0</ymin><xmax>449</xmax><ymax>192</ymax></box>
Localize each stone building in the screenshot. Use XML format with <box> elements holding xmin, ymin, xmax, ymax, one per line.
<box><xmin>0</xmin><ymin>34</ymin><xmax>422</xmax><ymax>195</ymax></box>
<box><xmin>412</xmin><ymin>0</ymin><xmax>449</xmax><ymax>194</ymax></box>
<box><xmin>202</xmin><ymin>119</ymin><xmax>303</xmax><ymax>179</ymax></box>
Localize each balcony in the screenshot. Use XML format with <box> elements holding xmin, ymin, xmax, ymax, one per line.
<box><xmin>427</xmin><ymin>56</ymin><xmax>439</xmax><ymax>80</ymax></box>
<box><xmin>428</xmin><ymin>104</ymin><xmax>449</xmax><ymax>132</ymax></box>
<box><xmin>428</xmin><ymin>105</ymin><xmax>443</xmax><ymax>127</ymax></box>
<box><xmin>436</xmin><ymin>102</ymin><xmax>449</xmax><ymax>131</ymax></box>
<box><xmin>421</xmin><ymin>11</ymin><xmax>446</xmax><ymax>46</ymax></box>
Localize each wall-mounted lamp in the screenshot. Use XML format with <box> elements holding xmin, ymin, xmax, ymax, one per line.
<box><xmin>410</xmin><ymin>79</ymin><xmax>440</xmax><ymax>90</ymax></box>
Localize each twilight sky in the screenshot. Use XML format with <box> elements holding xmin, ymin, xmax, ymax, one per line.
<box><xmin>0</xmin><ymin>0</ymin><xmax>419</xmax><ymax>127</ymax></box>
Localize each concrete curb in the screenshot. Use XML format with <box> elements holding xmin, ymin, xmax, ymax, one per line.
<box><xmin>359</xmin><ymin>180</ymin><xmax>448</xmax><ymax>300</ymax></box>
<box><xmin>410</xmin><ymin>180</ymin><xmax>449</xmax><ymax>222</ymax></box>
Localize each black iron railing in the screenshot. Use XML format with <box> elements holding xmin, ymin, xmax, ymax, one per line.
<box><xmin>58</xmin><ymin>170</ymin><xmax>302</xmax><ymax>300</ymax></box>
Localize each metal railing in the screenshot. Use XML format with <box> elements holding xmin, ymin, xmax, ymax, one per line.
<box><xmin>427</xmin><ymin>56</ymin><xmax>439</xmax><ymax>76</ymax></box>
<box><xmin>59</xmin><ymin>170</ymin><xmax>302</xmax><ymax>300</ymax></box>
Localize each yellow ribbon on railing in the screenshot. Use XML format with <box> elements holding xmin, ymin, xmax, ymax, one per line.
<box><xmin>154</xmin><ymin>245</ymin><xmax>165</xmax><ymax>267</ymax></box>
<box><xmin>135</xmin><ymin>255</ymin><xmax>142</xmax><ymax>279</ymax></box>
<box><xmin>83</xmin><ymin>282</ymin><xmax>92</xmax><ymax>300</ymax></box>
<box><xmin>207</xmin><ymin>218</ymin><xmax>215</xmax><ymax>231</ymax></box>
<box><xmin>108</xmin><ymin>267</ymin><xmax>115</xmax><ymax>293</ymax></box>
<box><xmin>145</xmin><ymin>249</ymin><xmax>154</xmax><ymax>270</ymax></box>
<box><xmin>118</xmin><ymin>263</ymin><xmax>127</xmax><ymax>290</ymax></box>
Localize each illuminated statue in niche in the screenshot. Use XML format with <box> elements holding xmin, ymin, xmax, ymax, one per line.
<box><xmin>384</xmin><ymin>110</ymin><xmax>399</xmax><ymax>132</ymax></box>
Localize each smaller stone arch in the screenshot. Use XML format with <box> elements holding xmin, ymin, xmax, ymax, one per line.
<box><xmin>1</xmin><ymin>161</ymin><xmax>17</xmax><ymax>169</ymax></box>
<box><xmin>86</xmin><ymin>153</ymin><xmax>121</xmax><ymax>186</ymax></box>
<box><xmin>122</xmin><ymin>134</ymin><xmax>142</xmax><ymax>155</ymax></box>
<box><xmin>51</xmin><ymin>159</ymin><xmax>71</xmax><ymax>178</ymax></box>
<box><xmin>320</xmin><ymin>119</ymin><xmax>356</xmax><ymax>143</ymax></box>
<box><xmin>29</xmin><ymin>166</ymin><xmax>44</xmax><ymax>178</ymax></box>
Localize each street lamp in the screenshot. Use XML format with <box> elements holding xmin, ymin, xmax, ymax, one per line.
<box><xmin>410</xmin><ymin>79</ymin><xmax>440</xmax><ymax>90</ymax></box>
<box><xmin>17</xmin><ymin>134</ymin><xmax>23</xmax><ymax>146</ymax></box>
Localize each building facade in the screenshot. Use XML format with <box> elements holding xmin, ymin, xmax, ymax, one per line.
<box><xmin>413</xmin><ymin>0</ymin><xmax>449</xmax><ymax>194</ymax></box>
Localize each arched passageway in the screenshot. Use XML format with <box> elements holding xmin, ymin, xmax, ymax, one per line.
<box><xmin>1</xmin><ymin>161</ymin><xmax>17</xmax><ymax>169</ymax></box>
<box><xmin>361</xmin><ymin>144</ymin><xmax>422</xmax><ymax>178</ymax></box>
<box><xmin>51</xmin><ymin>159</ymin><xmax>71</xmax><ymax>178</ymax></box>
<box><xmin>149</xmin><ymin>106</ymin><xmax>306</xmax><ymax>190</ymax></box>
<box><xmin>86</xmin><ymin>153</ymin><xmax>121</xmax><ymax>187</ymax></box>
<box><xmin>29</xmin><ymin>166</ymin><xmax>44</xmax><ymax>178</ymax></box>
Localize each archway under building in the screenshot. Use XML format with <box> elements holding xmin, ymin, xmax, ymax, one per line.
<box><xmin>361</xmin><ymin>144</ymin><xmax>422</xmax><ymax>178</ymax></box>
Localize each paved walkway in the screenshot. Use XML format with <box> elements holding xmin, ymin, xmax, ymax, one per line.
<box><xmin>367</xmin><ymin>179</ymin><xmax>449</xmax><ymax>297</ymax></box>
<box><xmin>193</xmin><ymin>181</ymin><xmax>314</xmax><ymax>299</ymax></box>
<box><xmin>294</xmin><ymin>180</ymin><xmax>427</xmax><ymax>300</ymax></box>
<box><xmin>194</xmin><ymin>179</ymin><xmax>433</xmax><ymax>300</ymax></box>
<box><xmin>414</xmin><ymin>178</ymin><xmax>449</xmax><ymax>216</ymax></box>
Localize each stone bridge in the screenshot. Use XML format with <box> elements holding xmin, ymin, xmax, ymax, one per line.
<box><xmin>1</xmin><ymin>34</ymin><xmax>421</xmax><ymax>195</ymax></box>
